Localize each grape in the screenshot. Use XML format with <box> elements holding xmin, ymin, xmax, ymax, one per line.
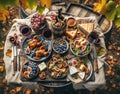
<box><xmin>24</xmin><ymin>65</ymin><xmax>28</xmax><ymax>70</ymax></box>
<box><xmin>29</xmin><ymin>72</ymin><xmax>34</xmax><ymax>77</ymax></box>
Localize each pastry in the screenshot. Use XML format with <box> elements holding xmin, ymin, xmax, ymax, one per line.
<box><xmin>9</xmin><ymin>89</ymin><xmax>16</xmax><ymax>94</ymax></box>
<box><xmin>39</xmin><ymin>72</ymin><xmax>46</xmax><ymax>80</ymax></box>
<box><xmin>15</xmin><ymin>87</ymin><xmax>22</xmax><ymax>93</ymax></box>
<box><xmin>25</xmin><ymin>89</ymin><xmax>32</xmax><ymax>94</ymax></box>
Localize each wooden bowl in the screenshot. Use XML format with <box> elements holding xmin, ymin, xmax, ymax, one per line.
<box><xmin>67</xmin><ymin>17</ymin><xmax>76</xmax><ymax>28</ymax></box>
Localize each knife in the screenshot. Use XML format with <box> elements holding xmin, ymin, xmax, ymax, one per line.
<box><xmin>13</xmin><ymin>45</ymin><xmax>17</xmax><ymax>75</ymax></box>
<box><xmin>92</xmin><ymin>44</ymin><xmax>99</xmax><ymax>73</ymax></box>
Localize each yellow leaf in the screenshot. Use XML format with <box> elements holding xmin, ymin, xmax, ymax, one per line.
<box><xmin>93</xmin><ymin>0</ymin><xmax>106</xmax><ymax>13</ymax></box>
<box><xmin>0</xmin><ymin>9</ymin><xmax>9</xmax><ymax>21</ymax></box>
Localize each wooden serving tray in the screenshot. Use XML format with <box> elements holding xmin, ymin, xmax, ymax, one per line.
<box><xmin>66</xmin><ymin>3</ymin><xmax>112</xmax><ymax>34</ymax></box>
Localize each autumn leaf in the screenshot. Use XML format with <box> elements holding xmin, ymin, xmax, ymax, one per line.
<box><xmin>116</xmin><ymin>5</ymin><xmax>120</xmax><ymax>18</ymax></box>
<box><xmin>105</xmin><ymin>0</ymin><xmax>117</xmax><ymax>12</ymax></box>
<box><xmin>115</xmin><ymin>18</ymin><xmax>120</xmax><ymax>27</ymax></box>
<box><xmin>0</xmin><ymin>9</ymin><xmax>9</xmax><ymax>22</ymax></box>
<box><xmin>36</xmin><ymin>5</ymin><xmax>45</xmax><ymax>14</ymax></box>
<box><xmin>0</xmin><ymin>0</ymin><xmax>18</xmax><ymax>9</ymax></box>
<box><xmin>105</xmin><ymin>8</ymin><xmax>117</xmax><ymax>21</ymax></box>
<box><xmin>6</xmin><ymin>49</ymin><xmax>12</xmax><ymax>57</ymax></box>
<box><xmin>19</xmin><ymin>0</ymin><xmax>28</xmax><ymax>9</ymax></box>
<box><xmin>93</xmin><ymin>0</ymin><xmax>106</xmax><ymax>13</ymax></box>
<box><xmin>0</xmin><ymin>46</ymin><xmax>4</xmax><ymax>51</ymax></box>
<box><xmin>26</xmin><ymin>0</ymin><xmax>37</xmax><ymax>9</ymax></box>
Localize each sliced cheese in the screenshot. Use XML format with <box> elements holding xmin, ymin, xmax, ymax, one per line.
<box><xmin>66</xmin><ymin>29</ymin><xmax>77</xmax><ymax>39</ymax></box>
<box><xmin>38</xmin><ymin>62</ymin><xmax>47</xmax><ymax>71</ymax></box>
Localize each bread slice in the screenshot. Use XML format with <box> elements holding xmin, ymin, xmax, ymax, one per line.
<box><xmin>79</xmin><ymin>23</ymin><xmax>94</xmax><ymax>33</ymax></box>
<box><xmin>66</xmin><ymin>29</ymin><xmax>77</xmax><ymax>39</ymax></box>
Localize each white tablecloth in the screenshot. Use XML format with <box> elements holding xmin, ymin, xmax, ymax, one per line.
<box><xmin>3</xmin><ymin>14</ymin><xmax>107</xmax><ymax>91</ymax></box>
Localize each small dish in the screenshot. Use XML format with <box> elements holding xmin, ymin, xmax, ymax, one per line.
<box><xmin>31</xmin><ymin>13</ymin><xmax>48</xmax><ymax>34</ymax></box>
<box><xmin>22</xmin><ymin>61</ymin><xmax>39</xmax><ymax>80</ymax></box>
<box><xmin>67</xmin><ymin>17</ymin><xmax>76</xmax><ymax>28</ymax></box>
<box><xmin>52</xmin><ymin>38</ymin><xmax>69</xmax><ymax>54</ymax></box>
<box><xmin>70</xmin><ymin>37</ymin><xmax>91</xmax><ymax>57</ymax></box>
<box><xmin>67</xmin><ymin>57</ymin><xmax>93</xmax><ymax>83</ymax></box>
<box><xmin>52</xmin><ymin>22</ymin><xmax>66</xmax><ymax>35</ymax></box>
<box><xmin>48</xmin><ymin>55</ymin><xmax>68</xmax><ymax>79</ymax></box>
<box><xmin>51</xmin><ymin>12</ymin><xmax>66</xmax><ymax>35</ymax></box>
<box><xmin>19</xmin><ymin>25</ymin><xmax>32</xmax><ymax>36</ymax></box>
<box><xmin>22</xmin><ymin>34</ymin><xmax>52</xmax><ymax>61</ymax></box>
<box><xmin>42</xmin><ymin>28</ymin><xmax>53</xmax><ymax>40</ymax></box>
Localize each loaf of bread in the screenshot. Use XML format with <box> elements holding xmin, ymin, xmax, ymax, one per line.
<box><xmin>79</xmin><ymin>23</ymin><xmax>94</xmax><ymax>33</ymax></box>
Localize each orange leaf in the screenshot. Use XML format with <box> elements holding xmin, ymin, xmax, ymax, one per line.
<box><xmin>19</xmin><ymin>0</ymin><xmax>28</xmax><ymax>9</ymax></box>
<box><xmin>0</xmin><ymin>46</ymin><xmax>4</xmax><ymax>50</ymax></box>
<box><xmin>0</xmin><ymin>9</ymin><xmax>9</xmax><ymax>22</ymax></box>
<box><xmin>6</xmin><ymin>49</ymin><xmax>12</xmax><ymax>57</ymax></box>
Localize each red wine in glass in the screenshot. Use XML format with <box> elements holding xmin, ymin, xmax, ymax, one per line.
<box><xmin>20</xmin><ymin>25</ymin><xmax>31</xmax><ymax>36</ymax></box>
<box><xmin>42</xmin><ymin>28</ymin><xmax>52</xmax><ymax>40</ymax></box>
<box><xmin>88</xmin><ymin>31</ymin><xmax>99</xmax><ymax>43</ymax></box>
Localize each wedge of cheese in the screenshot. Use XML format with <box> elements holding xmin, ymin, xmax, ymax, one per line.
<box><xmin>66</xmin><ymin>29</ymin><xmax>77</xmax><ymax>39</ymax></box>
<box><xmin>78</xmin><ymin>72</ymin><xmax>85</xmax><ymax>79</ymax></box>
<box><xmin>79</xmin><ymin>23</ymin><xmax>94</xmax><ymax>34</ymax></box>
<box><xmin>69</xmin><ymin>66</ymin><xmax>78</xmax><ymax>75</ymax></box>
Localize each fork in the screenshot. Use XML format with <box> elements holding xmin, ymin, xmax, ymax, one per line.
<box><xmin>17</xmin><ymin>48</ymin><xmax>21</xmax><ymax>71</ymax></box>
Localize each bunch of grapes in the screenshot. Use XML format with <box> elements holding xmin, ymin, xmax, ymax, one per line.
<box><xmin>31</xmin><ymin>13</ymin><xmax>46</xmax><ymax>30</ymax></box>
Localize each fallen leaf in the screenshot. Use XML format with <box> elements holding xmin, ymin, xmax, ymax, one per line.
<box><xmin>16</xmin><ymin>87</ymin><xmax>22</xmax><ymax>93</ymax></box>
<box><xmin>0</xmin><ymin>46</ymin><xmax>4</xmax><ymax>50</ymax></box>
<box><xmin>93</xmin><ymin>0</ymin><xmax>106</xmax><ymax>13</ymax></box>
<box><xmin>36</xmin><ymin>5</ymin><xmax>45</xmax><ymax>14</ymax></box>
<box><xmin>106</xmin><ymin>8</ymin><xmax>117</xmax><ymax>21</ymax></box>
<box><xmin>6</xmin><ymin>49</ymin><xmax>12</xmax><ymax>57</ymax></box>
<box><xmin>5</xmin><ymin>86</ymin><xmax>9</xmax><ymax>91</ymax></box>
<box><xmin>0</xmin><ymin>65</ymin><xmax>4</xmax><ymax>72</ymax></box>
<box><xmin>0</xmin><ymin>58</ymin><xmax>4</xmax><ymax>63</ymax></box>
<box><xmin>2</xmin><ymin>78</ymin><xmax>7</xmax><ymax>84</ymax></box>
<box><xmin>0</xmin><ymin>9</ymin><xmax>9</xmax><ymax>22</ymax></box>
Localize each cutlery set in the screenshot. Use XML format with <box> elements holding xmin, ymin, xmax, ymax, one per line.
<box><xmin>12</xmin><ymin>45</ymin><xmax>21</xmax><ymax>75</ymax></box>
